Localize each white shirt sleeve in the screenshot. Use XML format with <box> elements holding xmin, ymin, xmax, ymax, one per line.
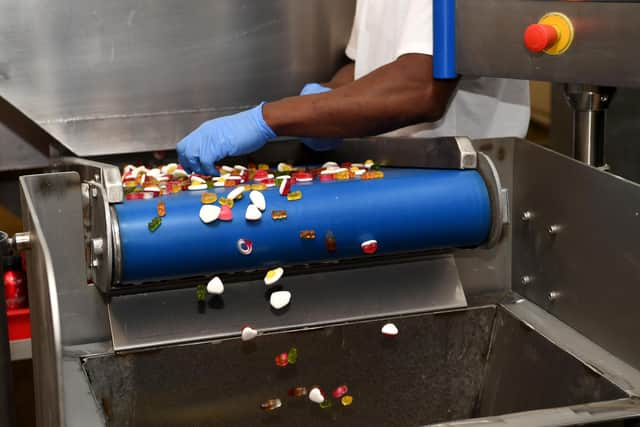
<box><xmin>396</xmin><ymin>0</ymin><xmax>434</xmax><ymax>58</ymax></box>
<box><xmin>345</xmin><ymin>1</ymin><xmax>363</xmax><ymax>60</ymax></box>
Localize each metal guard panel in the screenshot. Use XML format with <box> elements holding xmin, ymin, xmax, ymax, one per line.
<box><xmin>0</xmin><ymin>0</ymin><xmax>355</xmax><ymax>156</ymax></box>
<box><xmin>114</xmin><ymin>168</ymin><xmax>492</xmax><ymax>284</ymax></box>
<box><xmin>512</xmin><ymin>142</ymin><xmax>640</xmax><ymax>373</ymax></box>
<box><xmin>456</xmin><ymin>0</ymin><xmax>640</xmax><ymax>87</ymax></box>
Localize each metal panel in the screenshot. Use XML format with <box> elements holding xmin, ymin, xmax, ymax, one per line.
<box><xmin>0</xmin><ymin>0</ymin><xmax>355</xmax><ymax>156</ymax></box>
<box><xmin>511</xmin><ymin>141</ymin><xmax>640</xmax><ymax>372</ymax></box>
<box><xmin>456</xmin><ymin>138</ymin><xmax>515</xmax><ymax>297</ymax></box>
<box><xmin>108</xmin><ymin>255</ymin><xmax>467</xmax><ymax>351</ymax></box>
<box><xmin>456</xmin><ymin>0</ymin><xmax>640</xmax><ymax>87</ymax></box>
<box><xmin>20</xmin><ymin>172</ymin><xmax>113</xmax><ymax>426</ymax></box>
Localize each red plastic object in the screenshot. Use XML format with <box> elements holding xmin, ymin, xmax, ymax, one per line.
<box><xmin>7</xmin><ymin>308</ymin><xmax>31</xmax><ymax>341</ymax></box>
<box><xmin>523</xmin><ymin>24</ymin><xmax>558</xmax><ymax>52</ymax></box>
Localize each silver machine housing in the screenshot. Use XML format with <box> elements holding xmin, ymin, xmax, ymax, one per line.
<box><xmin>1</xmin><ymin>0</ymin><xmax>640</xmax><ymax>426</ymax></box>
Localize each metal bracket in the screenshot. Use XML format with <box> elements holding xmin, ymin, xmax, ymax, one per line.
<box><xmin>477</xmin><ymin>152</ymin><xmax>510</xmax><ymax>248</ymax></box>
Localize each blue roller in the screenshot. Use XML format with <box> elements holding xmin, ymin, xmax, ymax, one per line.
<box><xmin>114</xmin><ymin>168</ymin><xmax>491</xmax><ymax>284</ymax></box>
<box><xmin>433</xmin><ymin>0</ymin><xmax>457</xmax><ymax>79</ymax></box>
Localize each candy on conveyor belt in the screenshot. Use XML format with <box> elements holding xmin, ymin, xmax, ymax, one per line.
<box><xmin>325</xmin><ymin>231</ymin><xmax>337</xmax><ymax>252</ymax></box>
<box><xmin>269</xmin><ymin>290</ymin><xmax>291</xmax><ymax>310</ymax></box>
<box><xmin>206</xmin><ymin>276</ymin><xmax>224</xmax><ymax>295</ymax></box>
<box><xmin>196</xmin><ymin>284</ymin><xmax>206</xmax><ymax>302</ymax></box>
<box><xmin>236</xmin><ymin>238</ymin><xmax>253</xmax><ymax>255</ymax></box>
<box><xmin>245</xmin><ymin>204</ymin><xmax>262</xmax><ymax>221</ymax></box>
<box><xmin>299</xmin><ymin>230</ymin><xmax>316</xmax><ymax>240</ymax></box>
<box><xmin>286</xmin><ymin>190</ymin><xmax>302</xmax><ymax>201</ymax></box>
<box><xmin>227</xmin><ymin>185</ymin><xmax>245</xmax><ymax>201</ymax></box>
<box><xmin>199</xmin><ymin>205</ymin><xmax>221</xmax><ymax>224</ymax></box>
<box><xmin>147</xmin><ymin>216</ymin><xmax>162</xmax><ymax>232</ymax></box>
<box><xmin>361</xmin><ymin>239</ymin><xmax>378</xmax><ymax>255</ymax></box>
<box><xmin>200</xmin><ymin>192</ymin><xmax>217</xmax><ymax>204</ymax></box>
<box><xmin>249</xmin><ymin>190</ymin><xmax>266</xmax><ymax>211</ymax></box>
<box><xmin>241</xmin><ymin>326</ymin><xmax>258</xmax><ymax>341</ymax></box>
<box><xmin>319</xmin><ymin>400</ymin><xmax>333</xmax><ymax>409</ymax></box>
<box><xmin>271</xmin><ymin>210</ymin><xmax>287</xmax><ymax>220</ymax></box>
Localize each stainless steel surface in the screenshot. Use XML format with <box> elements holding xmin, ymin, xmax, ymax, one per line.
<box><xmin>62</xmin><ymin>359</ymin><xmax>105</xmax><ymax>427</ymax></box>
<box><xmin>108</xmin><ymin>255</ymin><xmax>467</xmax><ymax>352</ymax></box>
<box><xmin>512</xmin><ymin>141</ymin><xmax>640</xmax><ymax>372</ymax></box>
<box><xmin>0</xmin><ymin>0</ymin><xmax>355</xmax><ymax>156</ymax></box>
<box><xmin>456</xmin><ymin>0</ymin><xmax>640</xmax><ymax>87</ymax></box>
<box><xmin>456</xmin><ymin>139</ymin><xmax>515</xmax><ymax>297</ymax></box>
<box><xmin>455</xmin><ymin>137</ymin><xmax>477</xmax><ymax>169</ymax></box>
<box><xmin>565</xmin><ymin>85</ymin><xmax>615</xmax><ymax>167</ymax></box>
<box><xmin>83</xmin><ymin>305</ymin><xmax>626</xmax><ymax>426</ymax></box>
<box><xmin>53</xmin><ymin>157</ymin><xmax>123</xmax><ymax>203</ymax></box>
<box><xmin>503</xmin><ymin>299</ymin><xmax>640</xmax><ymax>396</ymax></box>
<box><xmin>9</xmin><ymin>339</ymin><xmax>32</xmax><ymax>361</ymax></box>
<box><xmin>0</xmin><ymin>97</ymin><xmax>55</xmax><ymax>172</ymax></box>
<box><xmin>477</xmin><ymin>152</ymin><xmax>509</xmax><ymax>249</ymax></box>
<box><xmin>426</xmin><ymin>398</ymin><xmax>640</xmax><ymax>427</ymax></box>
<box><xmin>0</xmin><ymin>230</ymin><xmax>16</xmax><ymax>427</ymax></box>
<box><xmin>20</xmin><ymin>172</ymin><xmax>113</xmax><ymax>426</ymax></box>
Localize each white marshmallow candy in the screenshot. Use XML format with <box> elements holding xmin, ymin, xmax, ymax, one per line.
<box><xmin>264</xmin><ymin>267</ymin><xmax>284</xmax><ymax>286</ymax></box>
<box><xmin>269</xmin><ymin>290</ymin><xmax>291</xmax><ymax>310</ymax></box>
<box><xmin>191</xmin><ymin>175</ymin><xmax>206</xmax><ymax>184</ymax></box>
<box><xmin>188</xmin><ymin>183</ymin><xmax>208</xmax><ymax>191</ymax></box>
<box><xmin>227</xmin><ymin>186</ymin><xmax>245</xmax><ymax>200</ymax></box>
<box><xmin>199</xmin><ymin>205</ymin><xmax>221</xmax><ymax>223</ymax></box>
<box><xmin>249</xmin><ymin>191</ymin><xmax>266</xmax><ymax>211</ymax></box>
<box><xmin>245</xmin><ymin>204</ymin><xmax>262</xmax><ymax>221</ymax></box>
<box><xmin>241</xmin><ymin>326</ymin><xmax>258</xmax><ymax>341</ymax></box>
<box><xmin>308</xmin><ymin>387</ymin><xmax>325</xmax><ymax>404</ymax></box>
<box><xmin>172</xmin><ymin>169</ymin><xmax>189</xmax><ymax>179</ymax></box>
<box><xmin>206</xmin><ymin>276</ymin><xmax>224</xmax><ymax>295</ymax></box>
<box><xmin>381</xmin><ymin>323</ymin><xmax>399</xmax><ymax>337</ymax></box>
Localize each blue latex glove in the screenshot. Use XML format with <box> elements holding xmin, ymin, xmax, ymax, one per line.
<box><xmin>176</xmin><ymin>103</ymin><xmax>276</xmax><ymax>175</ymax></box>
<box><xmin>299</xmin><ymin>83</ymin><xmax>343</xmax><ymax>151</ymax></box>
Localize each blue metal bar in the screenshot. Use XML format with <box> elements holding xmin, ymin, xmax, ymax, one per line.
<box><xmin>115</xmin><ymin>168</ymin><xmax>491</xmax><ymax>284</ymax></box>
<box><xmin>433</xmin><ymin>0</ymin><xmax>457</xmax><ymax>79</ymax></box>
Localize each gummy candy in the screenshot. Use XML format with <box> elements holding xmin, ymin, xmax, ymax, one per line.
<box><xmin>196</xmin><ymin>284</ymin><xmax>206</xmax><ymax>302</ymax></box>
<box><xmin>299</xmin><ymin>230</ymin><xmax>316</xmax><ymax>240</ymax></box>
<box><xmin>335</xmin><ymin>171</ymin><xmax>350</xmax><ymax>180</ymax></box>
<box><xmin>361</xmin><ymin>239</ymin><xmax>378</xmax><ymax>255</ymax></box>
<box><xmin>325</xmin><ymin>231</ymin><xmax>337</xmax><ymax>253</ymax></box>
<box><xmin>219</xmin><ymin>205</ymin><xmax>233</xmax><ymax>221</ymax></box>
<box><xmin>258</xmin><ymin>163</ymin><xmax>270</xmax><ymax>170</ymax></box>
<box><xmin>156</xmin><ymin>201</ymin><xmax>166</xmax><ymax>217</ymax></box>
<box><xmin>201</xmin><ymin>192</ymin><xmax>217</xmax><ymax>204</ymax></box>
<box><xmin>260</xmin><ymin>398</ymin><xmax>282</xmax><ymax>411</ymax></box>
<box><xmin>287</xmin><ymin>191</ymin><xmax>302</xmax><ymax>201</ymax></box>
<box><xmin>319</xmin><ymin>400</ymin><xmax>333</xmax><ymax>409</ymax></box>
<box><xmin>287</xmin><ymin>347</ymin><xmax>298</xmax><ymax>364</ymax></box>
<box><xmin>341</xmin><ymin>395</ymin><xmax>353</xmax><ymax>406</ymax></box>
<box><xmin>332</xmin><ymin>385</ymin><xmax>348</xmax><ymax>399</ymax></box>
<box><xmin>288</xmin><ymin>386</ymin><xmax>307</xmax><ymax>397</ymax></box>
<box><xmin>271</xmin><ymin>210</ymin><xmax>288</xmax><ymax>220</ymax></box>
<box><xmin>219</xmin><ymin>197</ymin><xmax>234</xmax><ymax>208</ymax></box>
<box><xmin>275</xmin><ymin>352</ymin><xmax>289</xmax><ymax>367</ymax></box>
<box><xmin>278</xmin><ymin>177</ymin><xmax>292</xmax><ymax>196</ymax></box>
<box><xmin>147</xmin><ymin>216</ymin><xmax>162</xmax><ymax>232</ymax></box>
<box><xmin>250</xmin><ymin>183</ymin><xmax>266</xmax><ymax>191</ymax></box>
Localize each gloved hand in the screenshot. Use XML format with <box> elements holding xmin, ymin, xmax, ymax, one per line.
<box><xmin>176</xmin><ymin>102</ymin><xmax>276</xmax><ymax>175</ymax></box>
<box><xmin>298</xmin><ymin>83</ymin><xmax>343</xmax><ymax>151</ymax></box>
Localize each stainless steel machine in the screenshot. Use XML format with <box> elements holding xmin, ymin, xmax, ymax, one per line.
<box><xmin>1</xmin><ymin>1</ymin><xmax>640</xmax><ymax>427</ymax></box>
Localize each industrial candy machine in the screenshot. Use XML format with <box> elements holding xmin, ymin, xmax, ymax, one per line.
<box><xmin>1</xmin><ymin>1</ymin><xmax>640</xmax><ymax>426</ymax></box>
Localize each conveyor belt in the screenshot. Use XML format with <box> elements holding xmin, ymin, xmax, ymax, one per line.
<box><xmin>114</xmin><ymin>168</ymin><xmax>491</xmax><ymax>284</ymax></box>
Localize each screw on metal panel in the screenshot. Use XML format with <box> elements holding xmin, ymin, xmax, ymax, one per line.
<box><xmin>521</xmin><ymin>211</ymin><xmax>534</xmax><ymax>221</ymax></box>
<box><xmin>548</xmin><ymin>224</ymin><xmax>562</xmax><ymax>235</ymax></box>
<box><xmin>548</xmin><ymin>291</ymin><xmax>561</xmax><ymax>302</ymax></box>
<box><xmin>521</xmin><ymin>275</ymin><xmax>534</xmax><ymax>286</ymax></box>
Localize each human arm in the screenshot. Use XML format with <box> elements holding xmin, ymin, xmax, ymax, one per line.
<box><xmin>264</xmin><ymin>53</ymin><xmax>457</xmax><ymax>138</ymax></box>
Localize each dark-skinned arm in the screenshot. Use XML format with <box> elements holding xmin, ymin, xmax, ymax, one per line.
<box><xmin>323</xmin><ymin>62</ymin><xmax>355</xmax><ymax>89</ymax></box>
<box><xmin>264</xmin><ymin>54</ymin><xmax>457</xmax><ymax>138</ymax></box>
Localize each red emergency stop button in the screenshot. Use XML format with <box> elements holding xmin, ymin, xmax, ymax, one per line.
<box><xmin>524</xmin><ymin>24</ymin><xmax>558</xmax><ymax>53</ymax></box>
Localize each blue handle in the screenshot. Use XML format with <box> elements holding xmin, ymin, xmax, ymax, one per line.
<box><xmin>115</xmin><ymin>168</ymin><xmax>491</xmax><ymax>284</ymax></box>
<box><xmin>433</xmin><ymin>0</ymin><xmax>457</xmax><ymax>79</ymax></box>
